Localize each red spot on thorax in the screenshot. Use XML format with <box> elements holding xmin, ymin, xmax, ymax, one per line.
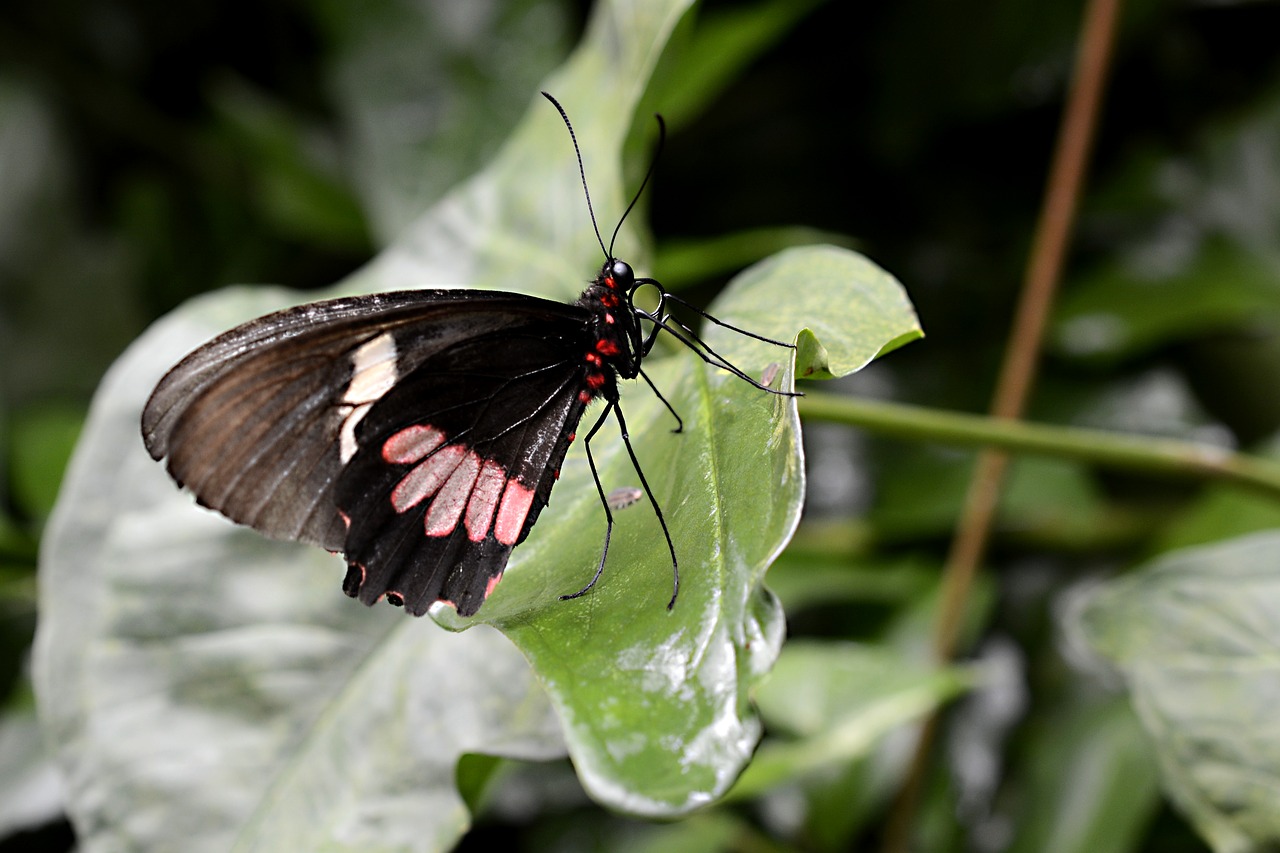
<box><xmin>595</xmin><ymin>339</ymin><xmax>620</xmax><ymax>356</ymax></box>
<box><xmin>605</xmin><ymin>313</ymin><xmax>615</xmax><ymax>325</ymax></box>
<box><xmin>601</xmin><ymin>292</ymin><xmax>619</xmax><ymax>307</ymax></box>
<box><xmin>604</xmin><ymin>276</ymin><xmax>616</xmax><ymax>289</ymax></box>
<box><xmin>587</xmin><ymin>373</ymin><xmax>606</xmax><ymax>390</ymax></box>
<box><xmin>578</xmin><ymin>390</ymin><xmax>594</xmax><ymax>404</ymax></box>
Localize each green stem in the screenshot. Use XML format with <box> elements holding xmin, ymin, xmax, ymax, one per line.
<box><xmin>799</xmin><ymin>390</ymin><xmax>1280</xmax><ymax>499</ymax></box>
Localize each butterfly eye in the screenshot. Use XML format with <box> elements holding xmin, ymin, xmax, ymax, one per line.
<box><xmin>609</xmin><ymin>260</ymin><xmax>635</xmax><ymax>290</ymax></box>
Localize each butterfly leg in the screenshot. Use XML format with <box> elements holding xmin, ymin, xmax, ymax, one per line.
<box><xmin>637</xmin><ymin>289</ymin><xmax>669</xmax><ymax>356</ymax></box>
<box><xmin>660</xmin><ymin>290</ymin><xmax>798</xmax><ymax>348</ymax></box>
<box><xmin>610</xmin><ymin>399</ymin><xmax>679</xmax><ymax>609</ymax></box>
<box><xmin>559</xmin><ymin>396</ymin><xmax>680</xmax><ymax>609</ymax></box>
<box><xmin>638</xmin><ymin>367</ymin><xmax>683</xmax><ymax>433</ymax></box>
<box><xmin>641</xmin><ymin>310</ymin><xmax>800</xmax><ymax>397</ymax></box>
<box><xmin>559</xmin><ymin>401</ymin><xmax>617</xmax><ymax>602</ymax></box>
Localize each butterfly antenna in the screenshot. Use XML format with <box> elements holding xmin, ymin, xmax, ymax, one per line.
<box><xmin>542</xmin><ymin>91</ymin><xmax>609</xmax><ymax>261</ymax></box>
<box><xmin>607</xmin><ymin>113</ymin><xmax>665</xmax><ymax>259</ymax></box>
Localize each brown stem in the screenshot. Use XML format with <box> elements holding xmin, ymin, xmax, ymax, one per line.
<box><xmin>882</xmin><ymin>0</ymin><xmax>1126</xmax><ymax>849</ymax></box>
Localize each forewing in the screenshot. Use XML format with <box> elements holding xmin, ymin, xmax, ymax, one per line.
<box><xmin>141</xmin><ymin>290</ymin><xmax>587</xmax><ymax>553</ymax></box>
<box><xmin>336</xmin><ymin>327</ymin><xmax>591</xmax><ymax>617</ymax></box>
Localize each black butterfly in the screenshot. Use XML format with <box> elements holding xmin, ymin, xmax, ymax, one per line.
<box><xmin>141</xmin><ymin>93</ymin><xmax>797</xmax><ymax>618</ymax></box>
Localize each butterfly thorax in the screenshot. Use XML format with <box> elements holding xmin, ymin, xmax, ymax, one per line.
<box><xmin>574</xmin><ymin>259</ymin><xmax>643</xmax><ymax>401</ymax></box>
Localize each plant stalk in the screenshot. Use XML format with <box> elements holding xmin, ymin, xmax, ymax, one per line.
<box><xmin>881</xmin><ymin>0</ymin><xmax>1126</xmax><ymax>848</ymax></box>
<box><xmin>799</xmin><ymin>392</ymin><xmax>1280</xmax><ymax>498</ymax></box>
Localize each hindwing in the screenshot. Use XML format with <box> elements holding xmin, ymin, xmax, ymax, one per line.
<box><xmin>336</xmin><ymin>326</ymin><xmax>591</xmax><ymax>615</ymax></box>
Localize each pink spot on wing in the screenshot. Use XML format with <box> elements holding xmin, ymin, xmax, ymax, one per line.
<box><xmin>494</xmin><ymin>480</ymin><xmax>535</xmax><ymax>546</ymax></box>
<box><xmin>464</xmin><ymin>459</ymin><xmax>507</xmax><ymax>542</ymax></box>
<box><xmin>383</xmin><ymin>424</ymin><xmax>446</xmax><ymax>463</ymax></box>
<box><xmin>425</xmin><ymin>451</ymin><xmax>481</xmax><ymax>537</ymax></box>
<box><xmin>391</xmin><ymin>444</ymin><xmax>465</xmax><ymax>512</ymax></box>
<box><xmin>485</xmin><ymin>573</ymin><xmax>503</xmax><ymax>597</ymax></box>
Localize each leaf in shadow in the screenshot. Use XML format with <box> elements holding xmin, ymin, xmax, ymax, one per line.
<box><xmin>1072</xmin><ymin>530</ymin><xmax>1280</xmax><ymax>853</ymax></box>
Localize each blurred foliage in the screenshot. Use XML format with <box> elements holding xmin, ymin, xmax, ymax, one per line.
<box><xmin>1075</xmin><ymin>533</ymin><xmax>1280</xmax><ymax>853</ymax></box>
<box><xmin>5</xmin><ymin>0</ymin><xmax>1280</xmax><ymax>850</ymax></box>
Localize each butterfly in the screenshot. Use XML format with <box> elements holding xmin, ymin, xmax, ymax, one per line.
<box><xmin>141</xmin><ymin>92</ymin><xmax>797</xmax><ymax>618</ymax></box>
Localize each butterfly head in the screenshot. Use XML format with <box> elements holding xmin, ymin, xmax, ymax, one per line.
<box><xmin>602</xmin><ymin>258</ymin><xmax>635</xmax><ymax>293</ymax></box>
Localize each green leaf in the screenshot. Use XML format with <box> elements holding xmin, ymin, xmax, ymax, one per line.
<box><xmin>1003</xmin><ymin>699</ymin><xmax>1161</xmax><ymax>853</ymax></box>
<box><xmin>1072</xmin><ymin>531</ymin><xmax>1280</xmax><ymax>853</ymax></box>
<box><xmin>652</xmin><ymin>226</ymin><xmax>859</xmax><ymax>287</ymax></box>
<box><xmin>1053</xmin><ymin>237</ymin><xmax>1280</xmax><ymax>365</ymax></box>
<box><xmin>0</xmin><ymin>700</ymin><xmax>63</xmax><ymax>838</ymax></box>
<box><xmin>8</xmin><ymin>403</ymin><xmax>83</xmax><ymax>524</ymax></box>
<box><xmin>706</xmin><ymin>245</ymin><xmax>922</xmax><ymax>381</ymax></box>
<box><xmin>311</xmin><ymin>0</ymin><xmax>574</xmax><ymax>243</ymax></box>
<box><xmin>765</xmin><ymin>550</ymin><xmax>939</xmax><ymax>615</ymax></box>
<box><xmin>871</xmin><ymin>452</ymin><xmax>1108</xmax><ymax>543</ymax></box>
<box><xmin>729</xmin><ymin>640</ymin><xmax>970</xmax><ymax>801</ymax></box>
<box><xmin>647</xmin><ymin>0</ymin><xmax>826</xmax><ymax>129</ymax></box>
<box><xmin>1053</xmin><ymin>89</ymin><xmax>1280</xmax><ymax>365</ymax></box>
<box><xmin>615</xmin><ymin>811</ymin><xmax>755</xmax><ymax>853</ymax></box>
<box><xmin>207</xmin><ymin>77</ymin><xmax>369</xmax><ymax>249</ymax></box>
<box><xmin>337</xmin><ymin>1</ymin><xmax>705</xmax><ymax>301</ymax></box>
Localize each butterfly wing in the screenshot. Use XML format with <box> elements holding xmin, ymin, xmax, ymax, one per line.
<box><xmin>143</xmin><ymin>290</ymin><xmax>592</xmax><ymax>615</ymax></box>
<box><xmin>336</xmin><ymin>325</ymin><xmax>593</xmax><ymax>616</ymax></box>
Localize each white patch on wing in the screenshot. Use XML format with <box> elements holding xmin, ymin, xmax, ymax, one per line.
<box><xmin>494</xmin><ymin>480</ymin><xmax>535</xmax><ymax>546</ymax></box>
<box><xmin>345</xmin><ymin>333</ymin><xmax>399</xmax><ymax>403</ymax></box>
<box><xmin>383</xmin><ymin>424</ymin><xmax>447</xmax><ymax>463</ymax></box>
<box><xmin>465</xmin><ymin>459</ymin><xmax>507</xmax><ymax>542</ymax></box>
<box><xmin>391</xmin><ymin>444</ymin><xmax>466</xmax><ymax>512</ymax></box>
<box><xmin>339</xmin><ymin>403</ymin><xmax>371</xmax><ymax>464</ymax></box>
<box><xmin>425</xmin><ymin>450</ymin><xmax>482</xmax><ymax>536</ymax></box>
<box><xmin>339</xmin><ymin>333</ymin><xmax>399</xmax><ymax>463</ymax></box>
